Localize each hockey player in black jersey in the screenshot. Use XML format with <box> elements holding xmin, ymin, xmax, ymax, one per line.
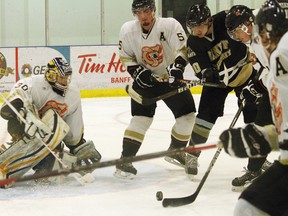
<box><xmin>184</xmin><ymin>4</ymin><xmax>258</xmax><ymax>179</ymax></box>
<box><xmin>225</xmin><ymin>5</ymin><xmax>273</xmax><ymax>191</ymax></box>
<box><xmin>220</xmin><ymin>0</ymin><xmax>288</xmax><ymax>214</ymax></box>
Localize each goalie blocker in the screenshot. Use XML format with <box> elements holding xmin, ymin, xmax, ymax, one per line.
<box><xmin>0</xmin><ymin>109</ymin><xmax>69</xmax><ymax>183</ymax></box>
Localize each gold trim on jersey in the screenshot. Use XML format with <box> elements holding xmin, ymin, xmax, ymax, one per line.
<box><xmin>227</xmin><ymin>62</ymin><xmax>253</xmax><ymax>87</ymax></box>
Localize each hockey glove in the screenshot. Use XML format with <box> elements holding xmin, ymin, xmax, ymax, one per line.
<box><xmin>167</xmin><ymin>62</ymin><xmax>185</xmax><ymax>87</ymax></box>
<box><xmin>240</xmin><ymin>79</ymin><xmax>262</xmax><ymax>104</ymax></box>
<box><xmin>219</xmin><ymin>124</ymin><xmax>274</xmax><ymax>158</ymax></box>
<box><xmin>19</xmin><ymin>108</ymin><xmax>49</xmax><ymax>139</ymax></box>
<box><xmin>202</xmin><ymin>68</ymin><xmax>220</xmax><ymax>84</ymax></box>
<box><xmin>72</xmin><ymin>140</ymin><xmax>102</xmax><ymax>168</ymax></box>
<box><xmin>129</xmin><ymin>65</ymin><xmax>154</xmax><ymax>88</ymax></box>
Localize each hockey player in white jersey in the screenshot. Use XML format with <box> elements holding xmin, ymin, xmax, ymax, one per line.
<box><xmin>220</xmin><ymin>0</ymin><xmax>288</xmax><ymax>215</ymax></box>
<box><xmin>0</xmin><ymin>57</ymin><xmax>101</xmax><ymax>185</ymax></box>
<box><xmin>225</xmin><ymin>5</ymin><xmax>273</xmax><ymax>191</ymax></box>
<box><xmin>114</xmin><ymin>0</ymin><xmax>196</xmax><ymax>178</ymax></box>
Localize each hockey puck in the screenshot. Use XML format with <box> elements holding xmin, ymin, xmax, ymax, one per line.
<box><xmin>156</xmin><ymin>191</ymin><xmax>163</xmax><ymax>201</ymax></box>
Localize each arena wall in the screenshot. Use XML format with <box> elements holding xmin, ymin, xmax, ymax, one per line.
<box><xmin>0</xmin><ymin>45</ymin><xmax>201</xmax><ymax>98</ymax></box>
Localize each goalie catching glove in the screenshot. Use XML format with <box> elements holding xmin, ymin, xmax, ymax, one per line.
<box><xmin>219</xmin><ymin>124</ymin><xmax>278</xmax><ymax>158</ymax></box>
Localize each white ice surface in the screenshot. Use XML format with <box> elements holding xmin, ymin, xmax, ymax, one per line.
<box><xmin>0</xmin><ymin>94</ymin><xmax>278</xmax><ymax>216</ymax></box>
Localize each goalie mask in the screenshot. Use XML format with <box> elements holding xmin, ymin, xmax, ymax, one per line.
<box><xmin>45</xmin><ymin>57</ymin><xmax>72</xmax><ymax>97</ymax></box>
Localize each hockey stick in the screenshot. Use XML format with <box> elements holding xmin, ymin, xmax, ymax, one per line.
<box><xmin>161</xmin><ymin>100</ymin><xmax>245</xmax><ymax>207</ymax></box>
<box><xmin>125</xmin><ymin>80</ymin><xmax>225</xmax><ymax>106</ymax></box>
<box><xmin>126</xmin><ymin>60</ymin><xmax>253</xmax><ymax>106</ymax></box>
<box><xmin>0</xmin><ymin>143</ymin><xmax>218</xmax><ymax>187</ymax></box>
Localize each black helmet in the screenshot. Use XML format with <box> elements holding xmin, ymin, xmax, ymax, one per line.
<box><xmin>186</xmin><ymin>4</ymin><xmax>211</xmax><ymax>29</ymax></box>
<box><xmin>255</xmin><ymin>0</ymin><xmax>288</xmax><ymax>41</ymax></box>
<box><xmin>132</xmin><ymin>0</ymin><xmax>156</xmax><ymax>14</ymax></box>
<box><xmin>225</xmin><ymin>5</ymin><xmax>254</xmax><ymax>32</ymax></box>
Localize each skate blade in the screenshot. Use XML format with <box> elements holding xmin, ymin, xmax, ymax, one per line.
<box><xmin>232</xmin><ymin>179</ymin><xmax>256</xmax><ymax>192</ymax></box>
<box><xmin>78</xmin><ymin>173</ymin><xmax>95</xmax><ymax>184</ymax></box>
<box><xmin>232</xmin><ymin>186</ymin><xmax>245</xmax><ymax>192</ymax></box>
<box><xmin>113</xmin><ymin>169</ymin><xmax>135</xmax><ymax>180</ymax></box>
<box><xmin>186</xmin><ymin>173</ymin><xmax>196</xmax><ymax>181</ymax></box>
<box><xmin>164</xmin><ymin>156</ymin><xmax>185</xmax><ymax>168</ymax></box>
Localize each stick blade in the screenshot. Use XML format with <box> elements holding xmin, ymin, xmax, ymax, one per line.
<box><xmin>125</xmin><ymin>84</ymin><xmax>158</xmax><ymax>106</ymax></box>
<box><xmin>162</xmin><ymin>193</ymin><xmax>197</xmax><ymax>207</ymax></box>
<box><xmin>0</xmin><ymin>177</ymin><xmax>16</xmax><ymax>188</ymax></box>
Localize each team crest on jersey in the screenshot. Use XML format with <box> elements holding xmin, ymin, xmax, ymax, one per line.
<box><xmin>39</xmin><ymin>100</ymin><xmax>68</xmax><ymax>118</ymax></box>
<box><xmin>0</xmin><ymin>52</ymin><xmax>14</xmax><ymax>79</ymax></box>
<box><xmin>142</xmin><ymin>44</ymin><xmax>163</xmax><ymax>67</ymax></box>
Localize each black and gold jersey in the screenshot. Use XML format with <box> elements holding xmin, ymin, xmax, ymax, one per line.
<box><xmin>187</xmin><ymin>11</ymin><xmax>254</xmax><ymax>87</ymax></box>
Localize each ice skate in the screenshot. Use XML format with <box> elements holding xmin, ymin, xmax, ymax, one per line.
<box><xmin>164</xmin><ymin>146</ymin><xmax>186</xmax><ymax>168</ymax></box>
<box><xmin>185</xmin><ymin>151</ymin><xmax>201</xmax><ymax>180</ymax></box>
<box><xmin>232</xmin><ymin>168</ymin><xmax>262</xmax><ymax>192</ymax></box>
<box><xmin>114</xmin><ymin>155</ymin><xmax>137</xmax><ymax>179</ymax></box>
<box><xmin>261</xmin><ymin>160</ymin><xmax>273</xmax><ymax>172</ymax></box>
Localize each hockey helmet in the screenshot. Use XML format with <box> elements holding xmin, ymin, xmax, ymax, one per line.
<box><xmin>132</xmin><ymin>0</ymin><xmax>156</xmax><ymax>14</ymax></box>
<box><xmin>255</xmin><ymin>0</ymin><xmax>288</xmax><ymax>43</ymax></box>
<box><xmin>45</xmin><ymin>57</ymin><xmax>72</xmax><ymax>97</ymax></box>
<box><xmin>225</xmin><ymin>5</ymin><xmax>254</xmax><ymax>40</ymax></box>
<box><xmin>186</xmin><ymin>4</ymin><xmax>211</xmax><ymax>29</ymax></box>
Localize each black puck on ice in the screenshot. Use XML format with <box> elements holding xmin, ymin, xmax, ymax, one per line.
<box><xmin>156</xmin><ymin>191</ymin><xmax>163</xmax><ymax>201</ymax></box>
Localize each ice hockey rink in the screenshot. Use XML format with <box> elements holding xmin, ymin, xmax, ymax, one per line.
<box><xmin>0</xmin><ymin>94</ymin><xmax>278</xmax><ymax>216</ymax></box>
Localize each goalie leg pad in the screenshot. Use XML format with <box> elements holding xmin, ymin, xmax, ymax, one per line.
<box><xmin>33</xmin><ymin>149</ymin><xmax>77</xmax><ymax>184</ymax></box>
<box><xmin>0</xmin><ymin>109</ymin><xmax>69</xmax><ymax>183</ymax></box>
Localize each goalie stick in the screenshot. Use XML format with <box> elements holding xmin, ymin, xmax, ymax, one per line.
<box><xmin>161</xmin><ymin>100</ymin><xmax>245</xmax><ymax>207</ymax></box>
<box><xmin>0</xmin><ymin>143</ymin><xmax>218</xmax><ymax>187</ymax></box>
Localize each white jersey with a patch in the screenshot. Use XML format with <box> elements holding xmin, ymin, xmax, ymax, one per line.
<box><xmin>119</xmin><ymin>17</ymin><xmax>187</xmax><ymax>77</ymax></box>
<box><xmin>266</xmin><ymin>32</ymin><xmax>288</xmax><ymax>151</ymax></box>
<box><xmin>7</xmin><ymin>75</ymin><xmax>83</xmax><ymax>146</ymax></box>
